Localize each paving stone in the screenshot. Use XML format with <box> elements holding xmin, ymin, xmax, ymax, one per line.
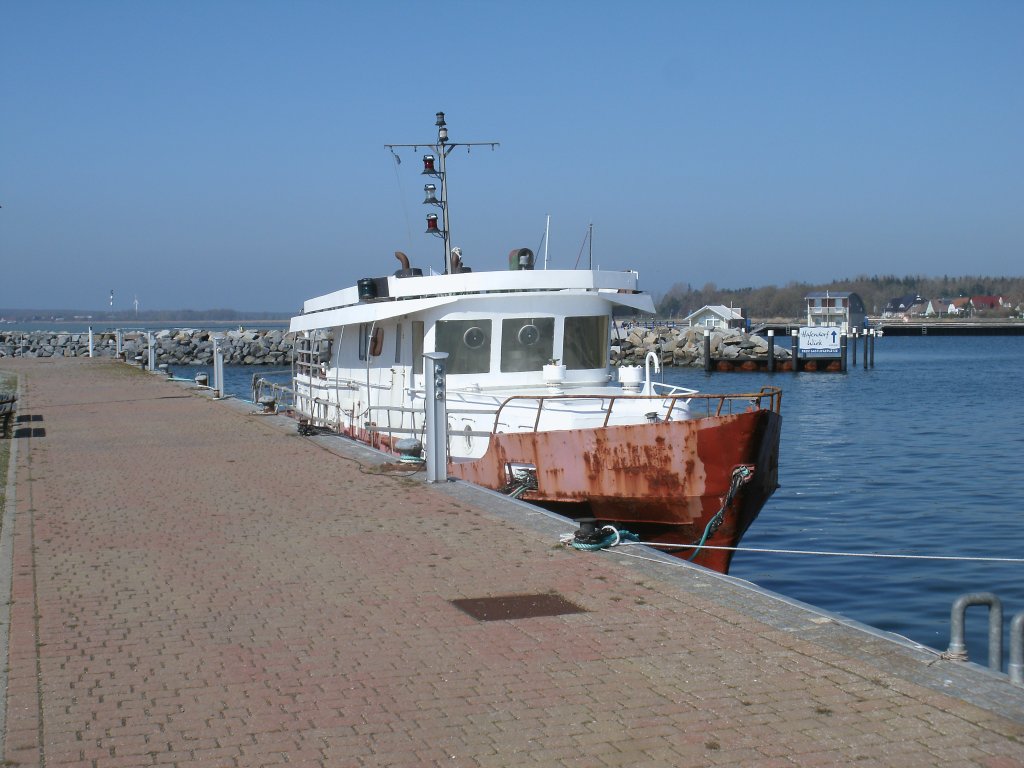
<box><xmin>2</xmin><ymin>358</ymin><xmax>1023</xmax><ymax>768</ymax></box>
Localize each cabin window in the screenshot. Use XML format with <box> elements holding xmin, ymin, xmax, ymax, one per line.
<box><xmin>358</xmin><ymin>323</ymin><xmax>370</xmax><ymax>361</ymax></box>
<box><xmin>412</xmin><ymin>321</ymin><xmax>424</xmax><ymax>375</ymax></box>
<box><xmin>435</xmin><ymin>319</ymin><xmax>492</xmax><ymax>374</ymax></box>
<box><xmin>359</xmin><ymin>324</ymin><xmax>383</xmax><ymax>359</ymax></box>
<box><xmin>500</xmin><ymin>317</ymin><xmax>554</xmax><ymax>372</ymax></box>
<box><xmin>564</xmin><ymin>315</ymin><xmax>608</xmax><ymax>369</ymax></box>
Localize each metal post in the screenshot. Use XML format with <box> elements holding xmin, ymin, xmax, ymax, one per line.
<box><xmin>767</xmin><ymin>329</ymin><xmax>775</xmax><ymax>372</ymax></box>
<box><xmin>840</xmin><ymin>333</ymin><xmax>847</xmax><ymax>373</ymax></box>
<box><xmin>88</xmin><ymin>326</ymin><xmax>94</xmax><ymax>358</ymax></box>
<box><xmin>703</xmin><ymin>329</ymin><xmax>711</xmax><ymax>373</ymax></box>
<box><xmin>851</xmin><ymin>328</ymin><xmax>858</xmax><ymax>365</ymax></box>
<box><xmin>869</xmin><ymin>329</ymin><xmax>875</xmax><ymax>368</ymax></box>
<box><xmin>116</xmin><ymin>329</ymin><xmax>123</xmax><ymax>357</ymax></box>
<box><xmin>946</xmin><ymin>592</ymin><xmax>1003</xmax><ymax>671</ymax></box>
<box><xmin>1010</xmin><ymin>612</ymin><xmax>1024</xmax><ymax>685</ymax></box>
<box><xmin>423</xmin><ymin>352</ymin><xmax>449</xmax><ymax>483</ymax></box>
<box><xmin>791</xmin><ymin>330</ymin><xmax>799</xmax><ymax>373</ymax></box>
<box><xmin>147</xmin><ymin>332</ymin><xmax>156</xmax><ymax>371</ymax></box>
<box><xmin>212</xmin><ymin>336</ymin><xmax>225</xmax><ymax>397</ymax></box>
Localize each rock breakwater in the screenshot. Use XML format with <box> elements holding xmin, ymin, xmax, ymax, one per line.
<box><xmin>0</xmin><ymin>328</ymin><xmax>294</xmax><ymax>365</ymax></box>
<box><xmin>2</xmin><ymin>324</ymin><xmax>792</xmax><ymax>368</ymax></box>
<box><xmin>613</xmin><ymin>324</ymin><xmax>792</xmax><ymax>367</ymax></box>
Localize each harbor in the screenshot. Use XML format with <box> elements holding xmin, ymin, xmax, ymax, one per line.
<box><xmin>2</xmin><ymin>357</ymin><xmax>1023</xmax><ymax>767</ymax></box>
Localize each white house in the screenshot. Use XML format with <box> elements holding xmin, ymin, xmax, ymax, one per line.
<box><xmin>803</xmin><ymin>291</ymin><xmax>868</xmax><ymax>332</ymax></box>
<box><xmin>681</xmin><ymin>305</ymin><xmax>745</xmax><ymax>330</ymax></box>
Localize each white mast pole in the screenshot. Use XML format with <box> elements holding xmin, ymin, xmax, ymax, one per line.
<box><xmin>543</xmin><ymin>214</ymin><xmax>550</xmax><ymax>269</ymax></box>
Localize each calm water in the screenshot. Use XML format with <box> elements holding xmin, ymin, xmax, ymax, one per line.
<box><xmin>181</xmin><ymin>336</ymin><xmax>1024</xmax><ymax>669</ymax></box>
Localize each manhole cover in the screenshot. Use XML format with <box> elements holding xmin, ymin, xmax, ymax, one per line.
<box><xmin>451</xmin><ymin>593</ymin><xmax>586</xmax><ymax>621</ymax></box>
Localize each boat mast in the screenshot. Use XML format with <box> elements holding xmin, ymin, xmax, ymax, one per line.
<box><xmin>385</xmin><ymin>112</ymin><xmax>499</xmax><ymax>274</ymax></box>
<box><xmin>543</xmin><ymin>214</ymin><xmax>550</xmax><ymax>269</ymax></box>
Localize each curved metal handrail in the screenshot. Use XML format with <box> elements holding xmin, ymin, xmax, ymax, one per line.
<box><xmin>489</xmin><ymin>386</ymin><xmax>782</xmax><ymax>435</ymax></box>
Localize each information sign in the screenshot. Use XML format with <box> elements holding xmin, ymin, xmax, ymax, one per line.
<box><xmin>799</xmin><ymin>326</ymin><xmax>842</xmax><ymax>358</ymax></box>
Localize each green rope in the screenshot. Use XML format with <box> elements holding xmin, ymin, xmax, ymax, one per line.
<box><xmin>570</xmin><ymin>526</ymin><xmax>640</xmax><ymax>551</ymax></box>
<box><xmin>687</xmin><ymin>465</ymin><xmax>752</xmax><ymax>561</ymax></box>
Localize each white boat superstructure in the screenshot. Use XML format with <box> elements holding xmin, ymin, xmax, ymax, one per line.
<box><xmin>289</xmin><ymin>261</ymin><xmax>697</xmax><ymax>460</ymax></box>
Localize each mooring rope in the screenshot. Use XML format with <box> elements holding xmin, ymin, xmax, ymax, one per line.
<box><xmin>570</xmin><ymin>539</ymin><xmax>1024</xmax><ymax>564</ymax></box>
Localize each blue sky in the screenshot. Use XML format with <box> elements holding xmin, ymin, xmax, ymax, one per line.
<box><xmin>2</xmin><ymin>0</ymin><xmax>1022</xmax><ymax>313</ymax></box>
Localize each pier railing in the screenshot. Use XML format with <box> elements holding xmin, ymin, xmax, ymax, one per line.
<box><xmin>946</xmin><ymin>592</ymin><xmax>1024</xmax><ymax>686</ymax></box>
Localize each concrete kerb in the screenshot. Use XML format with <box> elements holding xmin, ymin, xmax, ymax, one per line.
<box><xmin>195</xmin><ymin>379</ymin><xmax>1024</xmax><ymax>724</ymax></box>
<box><xmin>0</xmin><ymin>370</ymin><xmax>23</xmax><ymax>758</ymax></box>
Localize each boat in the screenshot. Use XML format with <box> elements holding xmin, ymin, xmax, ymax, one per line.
<box><xmin>285</xmin><ymin>112</ymin><xmax>782</xmax><ymax>574</ymax></box>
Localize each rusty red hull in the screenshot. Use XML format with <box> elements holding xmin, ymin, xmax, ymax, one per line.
<box><xmin>450</xmin><ymin>408</ymin><xmax>782</xmax><ymax>573</ymax></box>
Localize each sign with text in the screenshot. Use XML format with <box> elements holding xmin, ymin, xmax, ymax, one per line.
<box><xmin>799</xmin><ymin>326</ymin><xmax>842</xmax><ymax>357</ymax></box>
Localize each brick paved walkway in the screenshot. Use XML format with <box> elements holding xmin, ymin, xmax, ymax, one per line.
<box><xmin>1</xmin><ymin>358</ymin><xmax>1022</xmax><ymax>767</ymax></box>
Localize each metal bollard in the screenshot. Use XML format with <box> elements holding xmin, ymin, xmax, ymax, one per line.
<box><xmin>946</xmin><ymin>592</ymin><xmax>1003</xmax><ymax>671</ymax></box>
<box><xmin>1010</xmin><ymin>612</ymin><xmax>1024</xmax><ymax>685</ymax></box>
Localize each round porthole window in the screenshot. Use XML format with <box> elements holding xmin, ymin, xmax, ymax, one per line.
<box><xmin>518</xmin><ymin>324</ymin><xmax>540</xmax><ymax>346</ymax></box>
<box><xmin>463</xmin><ymin>326</ymin><xmax>486</xmax><ymax>349</ymax></box>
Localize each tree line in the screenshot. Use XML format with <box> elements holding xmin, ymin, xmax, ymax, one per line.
<box><xmin>656</xmin><ymin>275</ymin><xmax>1024</xmax><ymax>320</ymax></box>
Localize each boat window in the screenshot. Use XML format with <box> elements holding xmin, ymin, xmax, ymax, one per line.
<box><xmin>500</xmin><ymin>317</ymin><xmax>554</xmax><ymax>372</ymax></box>
<box><xmin>435</xmin><ymin>319</ymin><xmax>492</xmax><ymax>374</ymax></box>
<box><xmin>564</xmin><ymin>315</ymin><xmax>609</xmax><ymax>369</ymax></box>
<box><xmin>369</xmin><ymin>327</ymin><xmax>383</xmax><ymax>357</ymax></box>
<box><xmin>358</xmin><ymin>323</ymin><xmax>370</xmax><ymax>361</ymax></box>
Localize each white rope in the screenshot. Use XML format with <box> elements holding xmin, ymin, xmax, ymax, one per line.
<box><xmin>612</xmin><ymin>540</ymin><xmax>1024</xmax><ymax>564</ymax></box>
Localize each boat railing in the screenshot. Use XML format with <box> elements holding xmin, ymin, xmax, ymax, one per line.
<box><xmin>490</xmin><ymin>386</ymin><xmax>782</xmax><ymax>434</ymax></box>
<box><xmin>252</xmin><ymin>375</ymin><xmax>295</xmax><ymax>409</ymax></box>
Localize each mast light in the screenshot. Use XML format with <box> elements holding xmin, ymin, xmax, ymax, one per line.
<box><xmin>422</xmin><ymin>154</ymin><xmax>436</xmax><ymax>174</ymax></box>
<box><xmin>436</xmin><ymin>111</ymin><xmax>448</xmax><ymax>143</ymax></box>
<box><xmin>423</xmin><ymin>184</ymin><xmax>439</xmax><ymax>204</ymax></box>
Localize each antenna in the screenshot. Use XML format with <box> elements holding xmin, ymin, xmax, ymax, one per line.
<box><xmin>386</xmin><ymin>112</ymin><xmax>499</xmax><ymax>275</ymax></box>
